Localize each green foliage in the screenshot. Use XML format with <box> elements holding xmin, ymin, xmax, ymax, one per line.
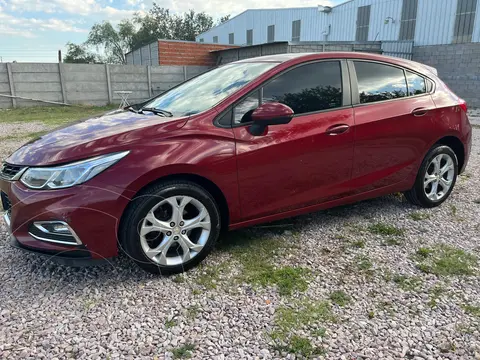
<box><xmin>368</xmin><ymin>223</ymin><xmax>404</xmax><ymax>236</ymax></box>
<box><xmin>409</xmin><ymin>212</ymin><xmax>431</xmax><ymax>221</ymax></box>
<box><xmin>350</xmin><ymin>240</ymin><xmax>365</xmax><ymax>248</ymax></box>
<box><xmin>461</xmin><ymin>304</ymin><xmax>480</xmax><ymax>317</ymax></box>
<box><xmin>416</xmin><ymin>245</ymin><xmax>477</xmax><ymax>276</ymax></box>
<box><xmin>219</xmin><ymin>232</ymin><xmax>308</xmax><ymax>296</ymax></box>
<box><xmin>270</xmin><ymin>300</ymin><xmax>333</xmax><ymax>356</ymax></box>
<box><xmin>355</xmin><ymin>255</ymin><xmax>373</xmax><ymax>271</ymax></box>
<box><xmin>172</xmin><ymin>343</ymin><xmax>195</xmax><ymax>359</ymax></box>
<box><xmin>0</xmin><ymin>105</ymin><xmax>116</xmax><ymax>126</ymax></box>
<box><xmin>329</xmin><ymin>290</ymin><xmax>351</xmax><ymax>306</ymax></box>
<box><xmin>392</xmin><ymin>274</ymin><xmax>423</xmax><ymax>291</ymax></box>
<box><xmin>165</xmin><ymin>319</ymin><xmax>177</xmax><ymax>328</ymax></box>
<box><xmin>64</xmin><ymin>42</ymin><xmax>99</xmax><ymax>64</ymax></box>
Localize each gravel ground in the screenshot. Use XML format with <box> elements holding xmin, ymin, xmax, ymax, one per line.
<box><xmin>1</xmin><ymin>113</ymin><xmax>480</xmax><ymax>359</ymax></box>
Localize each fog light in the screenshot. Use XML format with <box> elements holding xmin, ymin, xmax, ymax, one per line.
<box><xmin>29</xmin><ymin>221</ymin><xmax>82</xmax><ymax>245</ymax></box>
<box><xmin>52</xmin><ymin>223</ymin><xmax>70</xmax><ymax>233</ymax></box>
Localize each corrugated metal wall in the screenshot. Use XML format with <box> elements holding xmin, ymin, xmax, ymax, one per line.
<box><xmin>196</xmin><ymin>0</ymin><xmax>480</xmax><ymax>46</ymax></box>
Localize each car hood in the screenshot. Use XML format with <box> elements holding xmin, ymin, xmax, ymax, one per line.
<box><xmin>6</xmin><ymin>109</ymin><xmax>188</xmax><ymax>166</ymax></box>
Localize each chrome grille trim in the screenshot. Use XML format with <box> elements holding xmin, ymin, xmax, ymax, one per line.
<box><xmin>0</xmin><ymin>163</ymin><xmax>27</xmax><ymax>181</ymax></box>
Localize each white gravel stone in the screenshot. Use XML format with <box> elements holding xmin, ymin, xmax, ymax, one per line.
<box><xmin>0</xmin><ymin>113</ymin><xmax>480</xmax><ymax>359</ymax></box>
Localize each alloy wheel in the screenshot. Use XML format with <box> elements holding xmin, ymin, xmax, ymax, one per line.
<box><xmin>139</xmin><ymin>196</ymin><xmax>211</xmax><ymax>266</ymax></box>
<box><xmin>423</xmin><ymin>153</ymin><xmax>455</xmax><ymax>201</ymax></box>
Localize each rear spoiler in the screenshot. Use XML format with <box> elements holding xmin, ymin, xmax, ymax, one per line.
<box><xmin>422</xmin><ymin>64</ymin><xmax>438</xmax><ymax>76</ymax></box>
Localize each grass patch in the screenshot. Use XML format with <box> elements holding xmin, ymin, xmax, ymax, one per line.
<box><xmin>172</xmin><ymin>275</ymin><xmax>185</xmax><ymax>284</ymax></box>
<box><xmin>368</xmin><ymin>223</ymin><xmax>404</xmax><ymax>236</ymax></box>
<box><xmin>409</xmin><ymin>212</ymin><xmax>431</xmax><ymax>221</ymax></box>
<box><xmin>329</xmin><ymin>290</ymin><xmax>351</xmax><ymax>306</ymax></box>
<box><xmin>186</xmin><ymin>305</ymin><xmax>200</xmax><ymax>319</ymax></box>
<box><xmin>218</xmin><ymin>231</ymin><xmax>308</xmax><ymax>295</ymax></box>
<box><xmin>427</xmin><ymin>284</ymin><xmax>447</xmax><ymax>308</ymax></box>
<box><xmin>415</xmin><ymin>245</ymin><xmax>477</xmax><ymax>276</ymax></box>
<box><xmin>472</xmin><ymin>124</ymin><xmax>480</xmax><ymax>129</ymax></box>
<box><xmin>450</xmin><ymin>205</ymin><xmax>458</xmax><ymax>216</ymax></box>
<box><xmin>350</xmin><ymin>240</ymin><xmax>365</xmax><ymax>248</ymax></box>
<box><xmin>355</xmin><ymin>255</ymin><xmax>373</xmax><ymax>271</ymax></box>
<box><xmin>382</xmin><ymin>238</ymin><xmax>402</xmax><ymax>246</ymax></box>
<box><xmin>165</xmin><ymin>319</ymin><xmax>177</xmax><ymax>328</ymax></box>
<box><xmin>270</xmin><ymin>300</ymin><xmax>334</xmax><ymax>357</ymax></box>
<box><xmin>0</xmin><ymin>105</ymin><xmax>116</xmax><ymax>126</ymax></box>
<box><xmin>461</xmin><ymin>304</ymin><xmax>480</xmax><ymax>317</ymax></box>
<box><xmin>392</xmin><ymin>274</ymin><xmax>423</xmax><ymax>291</ymax></box>
<box><xmin>172</xmin><ymin>343</ymin><xmax>195</xmax><ymax>359</ymax></box>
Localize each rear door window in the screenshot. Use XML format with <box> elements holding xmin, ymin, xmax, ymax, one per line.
<box><xmin>354</xmin><ymin>61</ymin><xmax>408</xmax><ymax>104</ymax></box>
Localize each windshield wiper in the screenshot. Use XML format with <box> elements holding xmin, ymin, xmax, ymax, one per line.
<box><xmin>127</xmin><ymin>106</ymin><xmax>140</xmax><ymax>114</ymax></box>
<box><xmin>140</xmin><ymin>107</ymin><xmax>173</xmax><ymax>117</ymax></box>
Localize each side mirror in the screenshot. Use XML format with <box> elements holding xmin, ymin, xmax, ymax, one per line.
<box><xmin>249</xmin><ymin>102</ymin><xmax>294</xmax><ymax>136</ymax></box>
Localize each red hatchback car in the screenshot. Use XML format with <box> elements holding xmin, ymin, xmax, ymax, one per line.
<box><xmin>0</xmin><ymin>52</ymin><xmax>472</xmax><ymax>274</ymax></box>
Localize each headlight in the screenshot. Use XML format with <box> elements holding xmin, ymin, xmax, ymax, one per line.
<box><xmin>20</xmin><ymin>151</ymin><xmax>129</xmax><ymax>190</ymax></box>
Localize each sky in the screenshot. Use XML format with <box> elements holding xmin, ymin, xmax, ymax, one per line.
<box><xmin>0</xmin><ymin>0</ymin><xmax>339</xmax><ymax>63</ymax></box>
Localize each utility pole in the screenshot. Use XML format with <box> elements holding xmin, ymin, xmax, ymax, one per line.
<box><xmin>58</xmin><ymin>50</ymin><xmax>62</xmax><ymax>63</ymax></box>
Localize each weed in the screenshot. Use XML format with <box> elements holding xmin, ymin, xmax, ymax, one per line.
<box><xmin>383</xmin><ymin>238</ymin><xmax>402</xmax><ymax>246</ymax></box>
<box><xmin>355</xmin><ymin>255</ymin><xmax>373</xmax><ymax>271</ymax></box>
<box><xmin>329</xmin><ymin>290</ymin><xmax>351</xmax><ymax>307</ymax></box>
<box><xmin>350</xmin><ymin>240</ymin><xmax>365</xmax><ymax>248</ymax></box>
<box><xmin>461</xmin><ymin>304</ymin><xmax>480</xmax><ymax>317</ymax></box>
<box><xmin>219</xmin><ymin>232</ymin><xmax>308</xmax><ymax>296</ymax></box>
<box><xmin>311</xmin><ymin>327</ymin><xmax>327</xmax><ymax>337</ymax></box>
<box><xmin>427</xmin><ymin>284</ymin><xmax>447</xmax><ymax>308</ymax></box>
<box><xmin>392</xmin><ymin>274</ymin><xmax>423</xmax><ymax>291</ymax></box>
<box><xmin>172</xmin><ymin>275</ymin><xmax>185</xmax><ymax>284</ymax></box>
<box><xmin>368</xmin><ymin>311</ymin><xmax>375</xmax><ymax>319</ymax></box>
<box><xmin>416</xmin><ymin>247</ymin><xmax>434</xmax><ymax>258</ymax></box>
<box><xmin>415</xmin><ymin>245</ymin><xmax>477</xmax><ymax>276</ymax></box>
<box><xmin>270</xmin><ymin>299</ymin><xmax>334</xmax><ymax>357</ymax></box>
<box><xmin>368</xmin><ymin>223</ymin><xmax>404</xmax><ymax>236</ymax></box>
<box><xmin>186</xmin><ymin>305</ymin><xmax>200</xmax><ymax>319</ymax></box>
<box><xmin>165</xmin><ymin>319</ymin><xmax>177</xmax><ymax>328</ymax></box>
<box><xmin>172</xmin><ymin>343</ymin><xmax>195</xmax><ymax>359</ymax></box>
<box><xmin>409</xmin><ymin>212</ymin><xmax>431</xmax><ymax>221</ymax></box>
<box><xmin>450</xmin><ymin>205</ymin><xmax>458</xmax><ymax>216</ymax></box>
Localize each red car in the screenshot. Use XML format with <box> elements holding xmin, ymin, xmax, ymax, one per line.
<box><xmin>0</xmin><ymin>52</ymin><xmax>472</xmax><ymax>274</ymax></box>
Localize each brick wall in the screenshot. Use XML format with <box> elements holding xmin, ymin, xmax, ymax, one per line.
<box><xmin>158</xmin><ymin>40</ymin><xmax>237</xmax><ymax>66</ymax></box>
<box><xmin>412</xmin><ymin>43</ymin><xmax>480</xmax><ymax>108</ymax></box>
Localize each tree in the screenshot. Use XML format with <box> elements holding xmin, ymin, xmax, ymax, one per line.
<box><xmin>63</xmin><ymin>42</ymin><xmax>98</xmax><ymax>64</ymax></box>
<box><xmin>133</xmin><ymin>5</ymin><xmax>215</xmax><ymax>43</ymax></box>
<box><xmin>218</xmin><ymin>15</ymin><xmax>231</xmax><ymax>25</ymax></box>
<box><xmin>85</xmin><ymin>20</ymin><xmax>136</xmax><ymax>64</ymax></box>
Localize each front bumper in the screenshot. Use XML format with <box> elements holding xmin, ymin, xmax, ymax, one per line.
<box><xmin>1</xmin><ymin>177</ymin><xmax>131</xmax><ymax>263</ymax></box>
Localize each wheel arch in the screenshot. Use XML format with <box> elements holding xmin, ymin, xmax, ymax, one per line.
<box><xmin>435</xmin><ymin>135</ymin><xmax>465</xmax><ymax>173</ymax></box>
<box><xmin>122</xmin><ymin>172</ymin><xmax>231</xmax><ymax>233</ymax></box>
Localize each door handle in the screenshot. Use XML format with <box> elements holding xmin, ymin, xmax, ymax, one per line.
<box><xmin>326</xmin><ymin>124</ymin><xmax>350</xmax><ymax>135</ymax></box>
<box><xmin>411</xmin><ymin>108</ymin><xmax>429</xmax><ymax>117</ymax></box>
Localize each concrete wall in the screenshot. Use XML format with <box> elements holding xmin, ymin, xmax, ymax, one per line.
<box><xmin>412</xmin><ymin>43</ymin><xmax>480</xmax><ymax>108</ymax></box>
<box><xmin>0</xmin><ymin>63</ymin><xmax>210</xmax><ymax>108</ymax></box>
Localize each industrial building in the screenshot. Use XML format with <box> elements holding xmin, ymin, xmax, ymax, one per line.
<box><xmin>195</xmin><ymin>0</ymin><xmax>479</xmax><ymax>46</ymax></box>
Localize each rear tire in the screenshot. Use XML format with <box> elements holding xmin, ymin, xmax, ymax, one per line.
<box><xmin>119</xmin><ymin>180</ymin><xmax>221</xmax><ymax>274</ymax></box>
<box><xmin>404</xmin><ymin>144</ymin><xmax>458</xmax><ymax>208</ymax></box>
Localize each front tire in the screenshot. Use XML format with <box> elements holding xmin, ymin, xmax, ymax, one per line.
<box><xmin>404</xmin><ymin>144</ymin><xmax>458</xmax><ymax>208</ymax></box>
<box><xmin>119</xmin><ymin>180</ymin><xmax>221</xmax><ymax>274</ymax></box>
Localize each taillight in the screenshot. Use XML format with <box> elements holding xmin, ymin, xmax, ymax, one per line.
<box><xmin>459</xmin><ymin>99</ymin><xmax>468</xmax><ymax>113</ymax></box>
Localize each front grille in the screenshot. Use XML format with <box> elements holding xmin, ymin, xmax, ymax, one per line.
<box><xmin>1</xmin><ymin>191</ymin><xmax>11</xmax><ymax>212</ymax></box>
<box><xmin>0</xmin><ymin>163</ymin><xmax>26</xmax><ymax>181</ymax></box>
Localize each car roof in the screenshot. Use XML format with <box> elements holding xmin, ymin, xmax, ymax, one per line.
<box><xmin>232</xmin><ymin>52</ymin><xmax>436</xmax><ymax>77</ymax></box>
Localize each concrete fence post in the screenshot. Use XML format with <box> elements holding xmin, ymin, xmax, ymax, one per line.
<box><xmin>147</xmin><ymin>65</ymin><xmax>152</xmax><ymax>97</ymax></box>
<box><xmin>58</xmin><ymin>63</ymin><xmax>67</xmax><ymax>104</ymax></box>
<box><xmin>183</xmin><ymin>66</ymin><xmax>187</xmax><ymax>81</ymax></box>
<box><xmin>6</xmin><ymin>63</ymin><xmax>16</xmax><ymax>108</ymax></box>
<box><xmin>105</xmin><ymin>64</ymin><xmax>112</xmax><ymax>104</ymax></box>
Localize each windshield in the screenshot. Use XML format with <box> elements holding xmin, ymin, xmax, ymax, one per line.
<box><xmin>143</xmin><ymin>62</ymin><xmax>277</xmax><ymax>116</ymax></box>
